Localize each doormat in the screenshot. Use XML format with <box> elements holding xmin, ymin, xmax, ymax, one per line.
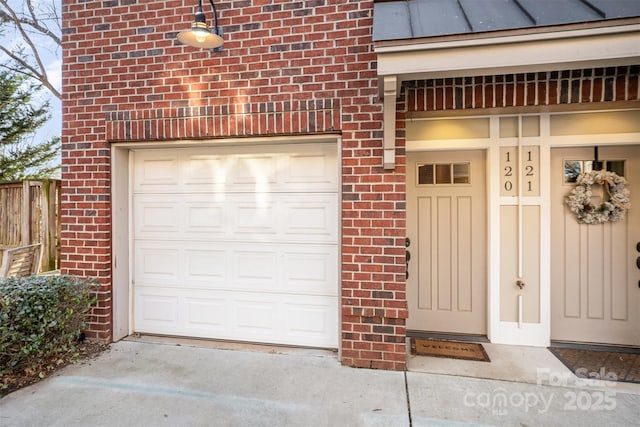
<box><xmin>549</xmin><ymin>347</ymin><xmax>640</xmax><ymax>384</ymax></box>
<box><xmin>410</xmin><ymin>338</ymin><xmax>490</xmax><ymax>362</ymax></box>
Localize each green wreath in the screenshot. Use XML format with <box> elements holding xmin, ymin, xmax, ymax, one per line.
<box><xmin>565</xmin><ymin>170</ymin><xmax>630</xmax><ymax>224</ymax></box>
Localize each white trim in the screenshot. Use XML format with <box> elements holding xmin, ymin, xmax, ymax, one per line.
<box><xmin>517</xmin><ymin>118</ymin><xmax>524</xmax><ymax>280</ymax></box>
<box><xmin>110</xmin><ymin>136</ymin><xmax>343</xmax><ymax>349</ymax></box>
<box><xmin>539</xmin><ymin>137</ymin><xmax>551</xmax><ymax>345</ymax></box>
<box><xmin>547</xmin><ymin>134</ymin><xmax>640</xmax><ymax>146</ymax></box>
<box><xmin>407</xmin><ymin>139</ymin><xmax>491</xmax><ymax>151</ymax></box>
<box><xmin>128</xmin><ymin>151</ymin><xmax>135</xmax><ymax>337</ymax></box>
<box><xmin>383</xmin><ymin>75</ymin><xmax>398</xmax><ymax>169</ymax></box>
<box><xmin>487</xmin><ymin>141</ymin><xmax>500</xmax><ymax>344</ymax></box>
<box><xmin>491</xmin><ymin>322</ymin><xmax>549</xmax><ymax>347</ymax></box>
<box><xmin>111</xmin><ymin>146</ymin><xmax>131</xmax><ymax>341</ymax></box>
<box><xmin>375</xmin><ymin>23</ymin><xmax>640</xmax><ymax>54</ymax></box>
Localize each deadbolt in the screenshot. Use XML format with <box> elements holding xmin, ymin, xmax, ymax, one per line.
<box><xmin>405</xmin><ymin>237</ymin><xmax>411</xmax><ymax>248</ymax></box>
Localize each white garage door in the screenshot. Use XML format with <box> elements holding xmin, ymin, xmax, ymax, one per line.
<box><xmin>132</xmin><ymin>143</ymin><xmax>339</xmax><ymax>348</ymax></box>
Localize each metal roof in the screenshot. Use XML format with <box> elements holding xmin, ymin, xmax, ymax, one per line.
<box><xmin>373</xmin><ymin>0</ymin><xmax>640</xmax><ymax>42</ymax></box>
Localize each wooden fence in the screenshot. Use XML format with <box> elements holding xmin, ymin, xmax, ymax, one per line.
<box><xmin>0</xmin><ymin>180</ymin><xmax>61</xmax><ymax>272</ymax></box>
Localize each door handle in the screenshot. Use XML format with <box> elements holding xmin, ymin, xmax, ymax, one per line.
<box><xmin>405</xmin><ymin>237</ymin><xmax>411</xmax><ymax>280</ymax></box>
<box><xmin>406</xmin><ymin>250</ymin><xmax>411</xmax><ymax>279</ymax></box>
<box><xmin>637</xmin><ymin>243</ymin><xmax>640</xmax><ymax>288</ymax></box>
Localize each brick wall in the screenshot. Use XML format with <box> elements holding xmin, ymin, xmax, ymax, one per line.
<box><xmin>404</xmin><ymin>66</ymin><xmax>639</xmax><ymax>112</ymax></box>
<box><xmin>62</xmin><ymin>0</ymin><xmax>407</xmax><ymax>370</ymax></box>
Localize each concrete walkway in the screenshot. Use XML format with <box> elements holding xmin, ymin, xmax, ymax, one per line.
<box><xmin>1</xmin><ymin>340</ymin><xmax>639</xmax><ymax>426</ymax></box>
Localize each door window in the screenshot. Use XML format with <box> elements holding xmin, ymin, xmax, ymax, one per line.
<box><xmin>417</xmin><ymin>162</ymin><xmax>470</xmax><ymax>185</ymax></box>
<box><xmin>563</xmin><ymin>160</ymin><xmax>625</xmax><ymax>183</ymax></box>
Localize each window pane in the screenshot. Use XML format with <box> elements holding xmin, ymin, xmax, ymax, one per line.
<box><xmin>418</xmin><ymin>164</ymin><xmax>434</xmax><ymax>184</ymax></box>
<box><xmin>435</xmin><ymin>164</ymin><xmax>451</xmax><ymax>184</ymax></box>
<box><xmin>606</xmin><ymin>160</ymin><xmax>625</xmax><ymax>177</ymax></box>
<box><xmin>564</xmin><ymin>161</ymin><xmax>582</xmax><ymax>183</ymax></box>
<box><xmin>453</xmin><ymin>163</ymin><xmax>470</xmax><ymax>184</ymax></box>
<box><xmin>583</xmin><ymin>161</ymin><xmax>594</xmax><ymax>173</ymax></box>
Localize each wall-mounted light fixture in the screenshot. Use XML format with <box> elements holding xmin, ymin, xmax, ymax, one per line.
<box><xmin>177</xmin><ymin>0</ymin><xmax>223</xmax><ymax>51</ymax></box>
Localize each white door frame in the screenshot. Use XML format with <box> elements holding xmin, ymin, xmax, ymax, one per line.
<box><xmin>488</xmin><ymin>117</ymin><xmax>551</xmax><ymax>346</ymax></box>
<box><xmin>406</xmin><ymin>125</ymin><xmax>496</xmax><ymax>341</ymax></box>
<box><xmin>111</xmin><ymin>135</ymin><xmax>342</xmax><ymax>343</ymax></box>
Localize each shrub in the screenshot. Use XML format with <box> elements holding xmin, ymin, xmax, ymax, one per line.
<box><xmin>0</xmin><ymin>275</ymin><xmax>98</xmax><ymax>389</ymax></box>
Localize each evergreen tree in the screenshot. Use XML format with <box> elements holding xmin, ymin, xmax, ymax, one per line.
<box><xmin>0</xmin><ymin>69</ymin><xmax>59</xmax><ymax>182</ymax></box>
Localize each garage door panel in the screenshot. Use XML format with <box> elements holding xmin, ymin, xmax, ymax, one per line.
<box><xmin>135</xmin><ymin>286</ymin><xmax>339</xmax><ymax>347</ymax></box>
<box><xmin>135</xmin><ymin>247</ymin><xmax>180</xmax><ymax>283</ymax></box>
<box><xmin>233</xmin><ymin>203</ymin><xmax>278</xmax><ymax>236</ymax></box>
<box><xmin>134</xmin><ymin>145</ymin><xmax>337</xmax><ymax>193</ymax></box>
<box><xmin>282</xmin><ymin>248</ymin><xmax>338</xmax><ymax>294</ymax></box>
<box><xmin>133</xmin><ymin>143</ymin><xmax>338</xmax><ymax>348</ymax></box>
<box><xmin>136</xmin><ymin>292</ymin><xmax>179</xmax><ymax>329</ymax></box>
<box><xmin>185</xmin><ymin>297</ymin><xmax>228</xmax><ymax>329</ymax></box>
<box><xmin>136</xmin><ymin>243</ymin><xmax>227</xmax><ymax>287</ymax></box>
<box><xmin>285</xmin><ymin>297</ymin><xmax>337</xmax><ymax>332</ymax></box>
<box><xmin>136</xmin><ymin>193</ymin><xmax>337</xmax><ymax>244</ymax></box>
<box><xmin>186</xmin><ymin>202</ymin><xmax>226</xmax><ymax>233</ymax></box>
<box><xmin>235</xmin><ymin>300</ymin><xmax>278</xmax><ymax>334</ymax></box>
<box><xmin>135</xmin><ymin>195</ymin><xmax>226</xmax><ymax>238</ymax></box>
<box><xmin>183</xmin><ymin>155</ymin><xmax>228</xmax><ymax>185</ymax></box>
<box><xmin>282</xmin><ymin>195</ymin><xmax>338</xmax><ymax>241</ymax></box>
<box><xmin>134</xmin><ymin>154</ymin><xmax>180</xmax><ymax>189</ymax></box>
<box><xmin>232</xmin><ymin>250</ymin><xmax>278</xmax><ymax>289</ymax></box>
<box><xmin>234</xmin><ymin>155</ymin><xmax>278</xmax><ymax>185</ymax></box>
<box><xmin>285</xmin><ymin>152</ymin><xmax>336</xmax><ymax>185</ymax></box>
<box><xmin>186</xmin><ymin>249</ymin><xmax>228</xmax><ymax>281</ymax></box>
<box><xmin>286</xmin><ymin>306</ymin><xmax>328</xmax><ymax>335</ymax></box>
<box><xmin>135</xmin><ymin>200</ymin><xmax>180</xmax><ymax>234</ymax></box>
<box><xmin>135</xmin><ymin>242</ymin><xmax>337</xmax><ymax>295</ymax></box>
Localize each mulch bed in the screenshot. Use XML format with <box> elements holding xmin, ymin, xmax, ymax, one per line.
<box><xmin>1</xmin><ymin>340</ymin><xmax>108</xmax><ymax>397</ymax></box>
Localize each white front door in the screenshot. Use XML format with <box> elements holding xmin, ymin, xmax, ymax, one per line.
<box><xmin>407</xmin><ymin>150</ymin><xmax>487</xmax><ymax>335</ymax></box>
<box><xmin>551</xmin><ymin>146</ymin><xmax>640</xmax><ymax>346</ymax></box>
<box><xmin>131</xmin><ymin>143</ymin><xmax>339</xmax><ymax>348</ymax></box>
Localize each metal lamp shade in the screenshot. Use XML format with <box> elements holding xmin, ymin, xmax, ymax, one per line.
<box><xmin>177</xmin><ymin>21</ymin><xmax>223</xmax><ymax>49</ymax></box>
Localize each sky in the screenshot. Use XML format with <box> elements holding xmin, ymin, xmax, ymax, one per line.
<box><xmin>37</xmin><ymin>63</ymin><xmax>62</xmax><ymax>143</ymax></box>
<box><xmin>1</xmin><ymin>0</ymin><xmax>62</xmax><ymax>145</ymax></box>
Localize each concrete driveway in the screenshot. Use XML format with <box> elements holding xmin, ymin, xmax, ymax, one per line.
<box><xmin>1</xmin><ymin>340</ymin><xmax>639</xmax><ymax>426</ymax></box>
